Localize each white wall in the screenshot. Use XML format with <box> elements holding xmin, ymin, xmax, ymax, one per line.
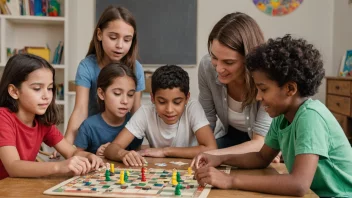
<box><xmin>197</xmin><ymin>0</ymin><xmax>334</xmax><ymax>102</ymax></box>
<box><xmin>333</xmin><ymin>1</ymin><xmax>352</xmax><ymax>76</ymax></box>
<box><xmin>69</xmin><ymin>0</ymin><xmax>339</xmax><ymax>105</ymax></box>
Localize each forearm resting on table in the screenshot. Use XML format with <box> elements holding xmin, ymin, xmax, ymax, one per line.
<box><xmin>164</xmin><ymin>145</ymin><xmax>217</xmax><ymax>158</ymax></box>
<box><xmin>6</xmin><ymin>160</ymin><xmax>63</xmax><ymax>178</ymax></box>
<box><xmin>232</xmin><ymin>174</ymin><xmax>310</xmax><ymax>197</ymax></box>
<box><xmin>207</xmin><ymin>138</ymin><xmax>264</xmax><ymax>155</ymax></box>
<box><xmin>220</xmin><ymin>152</ymin><xmax>269</xmax><ymax>169</ymax></box>
<box><xmin>104</xmin><ymin>143</ymin><xmax>126</xmax><ymax>161</ymax></box>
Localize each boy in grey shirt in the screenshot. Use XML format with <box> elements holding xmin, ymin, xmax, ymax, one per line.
<box><xmin>104</xmin><ymin>65</ymin><xmax>217</xmax><ymax>166</ymax></box>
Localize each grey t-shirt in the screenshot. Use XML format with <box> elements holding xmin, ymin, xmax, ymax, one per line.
<box><xmin>125</xmin><ymin>100</ymin><xmax>210</xmax><ymax>148</ymax></box>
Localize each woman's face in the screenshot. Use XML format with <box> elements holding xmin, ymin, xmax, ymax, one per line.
<box><xmin>210</xmin><ymin>39</ymin><xmax>245</xmax><ymax>85</ymax></box>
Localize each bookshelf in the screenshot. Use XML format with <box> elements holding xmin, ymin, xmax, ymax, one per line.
<box><xmin>0</xmin><ymin>0</ymin><xmax>69</xmax><ymax>134</ymax></box>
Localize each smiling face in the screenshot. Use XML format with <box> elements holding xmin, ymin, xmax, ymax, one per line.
<box><xmin>151</xmin><ymin>88</ymin><xmax>190</xmax><ymax>125</ymax></box>
<box><xmin>252</xmin><ymin>70</ymin><xmax>292</xmax><ymax>118</ymax></box>
<box><xmin>210</xmin><ymin>39</ymin><xmax>246</xmax><ymax>84</ymax></box>
<box><xmin>98</xmin><ymin>75</ymin><xmax>136</xmax><ymax>119</ymax></box>
<box><xmin>11</xmin><ymin>68</ymin><xmax>54</xmax><ymax>119</ymax></box>
<box><xmin>97</xmin><ymin>19</ymin><xmax>134</xmax><ymax>63</ymax></box>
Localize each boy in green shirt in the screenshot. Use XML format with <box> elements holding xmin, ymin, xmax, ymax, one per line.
<box><xmin>191</xmin><ymin>35</ymin><xmax>352</xmax><ymax>197</ymax></box>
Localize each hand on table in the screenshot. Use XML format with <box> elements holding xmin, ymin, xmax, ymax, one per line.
<box><xmin>138</xmin><ymin>148</ymin><xmax>165</xmax><ymax>158</ymax></box>
<box><xmin>191</xmin><ymin>153</ymin><xmax>223</xmax><ymax>170</ymax></box>
<box><xmin>195</xmin><ymin>166</ymin><xmax>234</xmax><ymax>189</ymax></box>
<box><xmin>120</xmin><ymin>150</ymin><xmax>147</xmax><ymax>167</ymax></box>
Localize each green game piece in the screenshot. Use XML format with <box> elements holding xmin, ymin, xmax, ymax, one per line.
<box><xmin>175</xmin><ymin>184</ymin><xmax>181</xmax><ymax>196</ymax></box>
<box><xmin>176</xmin><ymin>172</ymin><xmax>181</xmax><ymax>182</ymax></box>
<box><xmin>105</xmin><ymin>169</ymin><xmax>111</xmax><ymax>181</ymax></box>
<box><xmin>124</xmin><ymin>171</ymin><xmax>128</xmax><ymax>181</ymax></box>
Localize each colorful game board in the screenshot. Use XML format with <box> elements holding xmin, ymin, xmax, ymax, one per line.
<box><xmin>44</xmin><ymin>167</ymin><xmax>231</xmax><ymax>197</ymax></box>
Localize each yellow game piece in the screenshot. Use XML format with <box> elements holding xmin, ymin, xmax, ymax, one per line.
<box><xmin>172</xmin><ymin>179</ymin><xmax>178</xmax><ymax>185</ymax></box>
<box><xmin>120</xmin><ymin>170</ymin><xmax>125</xmax><ymax>184</ymax></box>
<box><xmin>188</xmin><ymin>167</ymin><xmax>192</xmax><ymax>175</ymax></box>
<box><xmin>110</xmin><ymin>164</ymin><xmax>114</xmax><ymax>173</ymax></box>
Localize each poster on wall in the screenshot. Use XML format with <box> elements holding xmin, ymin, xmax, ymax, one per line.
<box><xmin>339</xmin><ymin>50</ymin><xmax>352</xmax><ymax>77</ymax></box>
<box><xmin>253</xmin><ymin>0</ymin><xmax>303</xmax><ymax>16</ymax></box>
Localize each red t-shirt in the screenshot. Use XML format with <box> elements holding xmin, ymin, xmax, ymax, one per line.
<box><xmin>0</xmin><ymin>108</ymin><xmax>63</xmax><ymax>179</ymax></box>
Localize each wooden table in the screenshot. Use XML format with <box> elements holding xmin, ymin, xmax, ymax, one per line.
<box><xmin>0</xmin><ymin>157</ymin><xmax>318</xmax><ymax>198</ymax></box>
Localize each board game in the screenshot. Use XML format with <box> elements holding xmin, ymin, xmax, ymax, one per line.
<box><xmin>44</xmin><ymin>166</ymin><xmax>231</xmax><ymax>197</ymax></box>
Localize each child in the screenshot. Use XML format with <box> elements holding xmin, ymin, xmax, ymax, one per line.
<box><xmin>64</xmin><ymin>6</ymin><xmax>145</xmax><ymax>146</ymax></box>
<box><xmin>104</xmin><ymin>65</ymin><xmax>217</xmax><ymax>166</ymax></box>
<box><xmin>74</xmin><ymin>63</ymin><xmax>143</xmax><ymax>156</ymax></box>
<box><xmin>0</xmin><ymin>54</ymin><xmax>104</xmax><ymax>180</ymax></box>
<box><xmin>191</xmin><ymin>35</ymin><xmax>352</xmax><ymax>197</ymax></box>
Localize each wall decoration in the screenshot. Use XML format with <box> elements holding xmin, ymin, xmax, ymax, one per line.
<box><xmin>339</xmin><ymin>50</ymin><xmax>352</xmax><ymax>77</ymax></box>
<box><xmin>253</xmin><ymin>0</ymin><xmax>303</xmax><ymax>16</ymax></box>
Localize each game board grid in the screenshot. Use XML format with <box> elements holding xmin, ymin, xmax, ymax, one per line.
<box><xmin>44</xmin><ymin>168</ymin><xmax>222</xmax><ymax>198</ymax></box>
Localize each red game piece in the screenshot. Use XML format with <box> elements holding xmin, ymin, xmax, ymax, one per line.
<box><xmin>141</xmin><ymin>167</ymin><xmax>146</xmax><ymax>182</ymax></box>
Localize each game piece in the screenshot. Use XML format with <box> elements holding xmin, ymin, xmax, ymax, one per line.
<box><xmin>175</xmin><ymin>183</ymin><xmax>181</xmax><ymax>196</ymax></box>
<box><xmin>172</xmin><ymin>171</ymin><xmax>177</xmax><ymax>185</ymax></box>
<box><xmin>176</xmin><ymin>172</ymin><xmax>181</xmax><ymax>182</ymax></box>
<box><xmin>141</xmin><ymin>174</ymin><xmax>146</xmax><ymax>182</ymax></box>
<box><xmin>110</xmin><ymin>164</ymin><xmax>114</xmax><ymax>174</ymax></box>
<box><xmin>141</xmin><ymin>167</ymin><xmax>146</xmax><ymax>182</ymax></box>
<box><xmin>126</xmin><ymin>170</ymin><xmax>130</xmax><ymax>177</ymax></box>
<box><xmin>104</xmin><ymin>169</ymin><xmax>111</xmax><ymax>181</ymax></box>
<box><xmin>120</xmin><ymin>170</ymin><xmax>125</xmax><ymax>184</ymax></box>
<box><xmin>124</xmin><ymin>171</ymin><xmax>128</xmax><ymax>181</ymax></box>
<box><xmin>44</xmin><ymin>167</ymin><xmax>231</xmax><ymax>197</ymax></box>
<box><xmin>172</xmin><ymin>178</ymin><xmax>178</xmax><ymax>186</ymax></box>
<box><xmin>188</xmin><ymin>167</ymin><xmax>192</xmax><ymax>175</ymax></box>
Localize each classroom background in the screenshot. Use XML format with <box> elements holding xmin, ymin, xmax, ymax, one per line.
<box><xmin>0</xmin><ymin>0</ymin><xmax>351</xmax><ymax>143</ymax></box>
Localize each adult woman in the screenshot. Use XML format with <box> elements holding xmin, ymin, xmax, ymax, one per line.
<box><xmin>198</xmin><ymin>12</ymin><xmax>273</xmax><ymax>156</ymax></box>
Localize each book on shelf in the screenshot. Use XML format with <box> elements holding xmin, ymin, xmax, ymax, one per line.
<box><xmin>7</xmin><ymin>42</ymin><xmax>62</xmax><ymax>64</ymax></box>
<box><xmin>7</xmin><ymin>46</ymin><xmax>50</xmax><ymax>61</ymax></box>
<box><xmin>0</xmin><ymin>0</ymin><xmax>61</xmax><ymax>16</ymax></box>
<box><xmin>52</xmin><ymin>41</ymin><xmax>64</xmax><ymax>64</ymax></box>
<box><xmin>0</xmin><ymin>0</ymin><xmax>10</xmax><ymax>15</ymax></box>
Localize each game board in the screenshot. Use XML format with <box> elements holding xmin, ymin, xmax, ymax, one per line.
<box><xmin>44</xmin><ymin>166</ymin><xmax>231</xmax><ymax>198</ymax></box>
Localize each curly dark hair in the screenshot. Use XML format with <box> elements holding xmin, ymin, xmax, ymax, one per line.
<box><xmin>246</xmin><ymin>34</ymin><xmax>325</xmax><ymax>97</ymax></box>
<box><xmin>151</xmin><ymin>65</ymin><xmax>189</xmax><ymax>96</ymax></box>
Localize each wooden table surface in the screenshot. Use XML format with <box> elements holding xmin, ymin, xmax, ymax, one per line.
<box><xmin>0</xmin><ymin>157</ymin><xmax>318</xmax><ymax>198</ymax></box>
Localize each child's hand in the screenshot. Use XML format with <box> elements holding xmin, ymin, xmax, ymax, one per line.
<box><xmin>59</xmin><ymin>156</ymin><xmax>92</xmax><ymax>175</ymax></box>
<box><xmin>120</xmin><ymin>150</ymin><xmax>146</xmax><ymax>167</ymax></box>
<box><xmin>96</xmin><ymin>142</ymin><xmax>111</xmax><ymax>156</ymax></box>
<box><xmin>195</xmin><ymin>166</ymin><xmax>234</xmax><ymax>189</ymax></box>
<box><xmin>191</xmin><ymin>153</ymin><xmax>222</xmax><ymax>170</ymax></box>
<box><xmin>138</xmin><ymin>148</ymin><xmax>165</xmax><ymax>158</ymax></box>
<box><xmin>87</xmin><ymin>153</ymin><xmax>104</xmax><ymax>170</ymax></box>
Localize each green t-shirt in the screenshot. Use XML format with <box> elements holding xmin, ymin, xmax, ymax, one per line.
<box><xmin>265</xmin><ymin>99</ymin><xmax>352</xmax><ymax>197</ymax></box>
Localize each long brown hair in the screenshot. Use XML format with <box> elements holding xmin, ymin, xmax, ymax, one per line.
<box><xmin>0</xmin><ymin>54</ymin><xmax>60</xmax><ymax>126</ymax></box>
<box><xmin>208</xmin><ymin>12</ymin><xmax>264</xmax><ymax>109</ymax></box>
<box><xmin>87</xmin><ymin>6</ymin><xmax>138</xmax><ymax>70</ymax></box>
